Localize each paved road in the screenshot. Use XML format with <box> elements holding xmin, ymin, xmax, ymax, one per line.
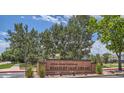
<box><xmin>0</xmin><ymin>64</ymin><xmax>24</xmax><ymax>72</ymax></box>
<box><xmin>0</xmin><ymin>72</ymin><xmax>24</xmax><ymax>78</ymax></box>
<box><xmin>85</xmin><ymin>75</ymin><xmax>124</xmax><ymax>78</ymax></box>
<box><xmin>0</xmin><ymin>64</ymin><xmax>25</xmax><ymax>78</ymax></box>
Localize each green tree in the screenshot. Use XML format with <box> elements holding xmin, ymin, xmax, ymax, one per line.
<box><xmin>102</xmin><ymin>53</ymin><xmax>110</xmax><ymax>64</ymax></box>
<box><xmin>65</xmin><ymin>15</ymin><xmax>94</xmax><ymax>60</ymax></box>
<box><xmin>39</xmin><ymin>15</ymin><xmax>95</xmax><ymax>60</ymax></box>
<box><xmin>28</xmin><ymin>28</ymin><xmax>39</xmax><ymax>64</ymax></box>
<box><xmin>96</xmin><ymin>54</ymin><xmax>102</xmax><ymax>64</ymax></box>
<box><xmin>98</xmin><ymin>15</ymin><xmax>124</xmax><ymax>71</ymax></box>
<box><xmin>1</xmin><ymin>48</ymin><xmax>15</xmax><ymax>62</ymax></box>
<box><xmin>39</xmin><ymin>29</ymin><xmax>53</xmax><ymax>59</ymax></box>
<box><xmin>7</xmin><ymin>23</ymin><xmax>28</xmax><ymax>64</ymax></box>
<box><xmin>7</xmin><ymin>23</ymin><xmax>39</xmax><ymax>70</ymax></box>
<box><xmin>0</xmin><ymin>54</ymin><xmax>2</xmax><ymax>61</ymax></box>
<box><xmin>50</xmin><ymin>23</ymin><xmax>64</xmax><ymax>59</ymax></box>
<box><xmin>5</xmin><ymin>15</ymin><xmax>96</xmax><ymax>64</ymax></box>
<box><xmin>90</xmin><ymin>55</ymin><xmax>97</xmax><ymax>63</ymax></box>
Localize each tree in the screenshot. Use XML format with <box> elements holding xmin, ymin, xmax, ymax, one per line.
<box><xmin>7</xmin><ymin>23</ymin><xmax>28</xmax><ymax>64</ymax></box>
<box><xmin>0</xmin><ymin>54</ymin><xmax>2</xmax><ymax>61</ymax></box>
<box><xmin>1</xmin><ymin>48</ymin><xmax>16</xmax><ymax>62</ymax></box>
<box><xmin>66</xmin><ymin>16</ymin><xmax>83</xmax><ymax>59</ymax></box>
<box><xmin>5</xmin><ymin>15</ymin><xmax>95</xmax><ymax>63</ymax></box>
<box><xmin>50</xmin><ymin>23</ymin><xmax>64</xmax><ymax>59</ymax></box>
<box><xmin>39</xmin><ymin>29</ymin><xmax>53</xmax><ymax>59</ymax></box>
<box><xmin>102</xmin><ymin>53</ymin><xmax>110</xmax><ymax>64</ymax></box>
<box><xmin>64</xmin><ymin>15</ymin><xmax>94</xmax><ymax>60</ymax></box>
<box><xmin>28</xmin><ymin>28</ymin><xmax>39</xmax><ymax>64</ymax></box>
<box><xmin>90</xmin><ymin>55</ymin><xmax>97</xmax><ymax>63</ymax></box>
<box><xmin>98</xmin><ymin>15</ymin><xmax>124</xmax><ymax>71</ymax></box>
<box><xmin>38</xmin><ymin>15</ymin><xmax>95</xmax><ymax>60</ymax></box>
<box><xmin>7</xmin><ymin>23</ymin><xmax>39</xmax><ymax>69</ymax></box>
<box><xmin>96</xmin><ymin>54</ymin><xmax>102</xmax><ymax>64</ymax></box>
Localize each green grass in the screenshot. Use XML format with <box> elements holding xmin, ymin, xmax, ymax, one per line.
<box><xmin>103</xmin><ymin>63</ymin><xmax>124</xmax><ymax>68</ymax></box>
<box><xmin>19</xmin><ymin>63</ymin><xmax>37</xmax><ymax>68</ymax></box>
<box><xmin>0</xmin><ymin>64</ymin><xmax>14</xmax><ymax>69</ymax></box>
<box><xmin>19</xmin><ymin>63</ymin><xmax>26</xmax><ymax>68</ymax></box>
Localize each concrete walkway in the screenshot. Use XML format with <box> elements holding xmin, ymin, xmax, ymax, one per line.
<box><xmin>0</xmin><ymin>64</ymin><xmax>24</xmax><ymax>72</ymax></box>
<box><xmin>0</xmin><ymin>61</ymin><xmax>12</xmax><ymax>65</ymax></box>
<box><xmin>9</xmin><ymin>64</ymin><xmax>20</xmax><ymax>71</ymax></box>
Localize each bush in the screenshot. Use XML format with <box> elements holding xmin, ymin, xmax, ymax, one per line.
<box><xmin>25</xmin><ymin>66</ymin><xmax>33</xmax><ymax>78</ymax></box>
<box><xmin>38</xmin><ymin>63</ymin><xmax>45</xmax><ymax>78</ymax></box>
<box><xmin>96</xmin><ymin>63</ymin><xmax>103</xmax><ymax>74</ymax></box>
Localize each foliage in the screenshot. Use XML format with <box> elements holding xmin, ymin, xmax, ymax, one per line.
<box><xmin>19</xmin><ymin>63</ymin><xmax>26</xmax><ymax>68</ymax></box>
<box><xmin>96</xmin><ymin>63</ymin><xmax>103</xmax><ymax>74</ymax></box>
<box><xmin>0</xmin><ymin>56</ymin><xmax>1</xmax><ymax>61</ymax></box>
<box><xmin>96</xmin><ymin>54</ymin><xmax>102</xmax><ymax>63</ymax></box>
<box><xmin>3</xmin><ymin>15</ymin><xmax>95</xmax><ymax>66</ymax></box>
<box><xmin>39</xmin><ymin>16</ymin><xmax>94</xmax><ymax>60</ymax></box>
<box><xmin>90</xmin><ymin>55</ymin><xmax>97</xmax><ymax>63</ymax></box>
<box><xmin>25</xmin><ymin>65</ymin><xmax>33</xmax><ymax>78</ymax></box>
<box><xmin>90</xmin><ymin>54</ymin><xmax>102</xmax><ymax>63</ymax></box>
<box><xmin>102</xmin><ymin>53</ymin><xmax>110</xmax><ymax>63</ymax></box>
<box><xmin>1</xmin><ymin>49</ymin><xmax>15</xmax><ymax>62</ymax></box>
<box><xmin>37</xmin><ymin>63</ymin><xmax>45</xmax><ymax>78</ymax></box>
<box><xmin>103</xmin><ymin>63</ymin><xmax>124</xmax><ymax>68</ymax></box>
<box><xmin>97</xmin><ymin>16</ymin><xmax>124</xmax><ymax>71</ymax></box>
<box><xmin>7</xmin><ymin>24</ymin><xmax>40</xmax><ymax>65</ymax></box>
<box><xmin>0</xmin><ymin>64</ymin><xmax>14</xmax><ymax>69</ymax></box>
<box><xmin>88</xmin><ymin>15</ymin><xmax>124</xmax><ymax>71</ymax></box>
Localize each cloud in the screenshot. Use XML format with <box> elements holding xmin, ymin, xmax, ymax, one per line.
<box><xmin>91</xmin><ymin>40</ymin><xmax>111</xmax><ymax>55</ymax></box>
<box><xmin>20</xmin><ymin>16</ymin><xmax>24</xmax><ymax>19</ymax></box>
<box><xmin>0</xmin><ymin>31</ymin><xmax>9</xmax><ymax>54</ymax></box>
<box><xmin>0</xmin><ymin>32</ymin><xmax>8</xmax><ymax>36</ymax></box>
<box><xmin>92</xmin><ymin>15</ymin><xmax>103</xmax><ymax>22</ymax></box>
<box><xmin>0</xmin><ymin>40</ymin><xmax>10</xmax><ymax>54</ymax></box>
<box><xmin>0</xmin><ymin>31</ymin><xmax>8</xmax><ymax>40</ymax></box>
<box><xmin>32</xmin><ymin>15</ymin><xmax>72</xmax><ymax>24</ymax></box>
<box><xmin>63</xmin><ymin>15</ymin><xmax>72</xmax><ymax>19</ymax></box>
<box><xmin>32</xmin><ymin>16</ymin><xmax>40</xmax><ymax>20</ymax></box>
<box><xmin>0</xmin><ymin>40</ymin><xmax>10</xmax><ymax>48</ymax></box>
<box><xmin>120</xmin><ymin>15</ymin><xmax>124</xmax><ymax>18</ymax></box>
<box><xmin>40</xmin><ymin>15</ymin><xmax>60</xmax><ymax>24</ymax></box>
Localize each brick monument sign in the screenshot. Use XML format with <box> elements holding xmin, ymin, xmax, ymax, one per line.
<box><xmin>38</xmin><ymin>60</ymin><xmax>96</xmax><ymax>76</ymax></box>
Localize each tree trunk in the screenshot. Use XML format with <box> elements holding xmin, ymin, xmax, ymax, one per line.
<box><xmin>24</xmin><ymin>50</ymin><xmax>28</xmax><ymax>73</ymax></box>
<box><xmin>118</xmin><ymin>53</ymin><xmax>122</xmax><ymax>71</ymax></box>
<box><xmin>24</xmin><ymin>57</ymin><xmax>28</xmax><ymax>71</ymax></box>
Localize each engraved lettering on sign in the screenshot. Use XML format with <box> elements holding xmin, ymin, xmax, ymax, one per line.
<box><xmin>40</xmin><ymin>60</ymin><xmax>96</xmax><ymax>75</ymax></box>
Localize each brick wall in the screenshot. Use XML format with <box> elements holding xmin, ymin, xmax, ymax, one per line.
<box><xmin>39</xmin><ymin>60</ymin><xmax>96</xmax><ymax>75</ymax></box>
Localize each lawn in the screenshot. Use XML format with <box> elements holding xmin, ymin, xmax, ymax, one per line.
<box><xmin>19</xmin><ymin>63</ymin><xmax>26</xmax><ymax>68</ymax></box>
<box><xmin>19</xmin><ymin>63</ymin><xmax>37</xmax><ymax>69</ymax></box>
<box><xmin>103</xmin><ymin>63</ymin><xmax>124</xmax><ymax>68</ymax></box>
<box><xmin>0</xmin><ymin>63</ymin><xmax>14</xmax><ymax>69</ymax></box>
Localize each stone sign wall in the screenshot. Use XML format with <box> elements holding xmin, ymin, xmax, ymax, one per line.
<box><xmin>40</xmin><ymin>60</ymin><xmax>96</xmax><ymax>76</ymax></box>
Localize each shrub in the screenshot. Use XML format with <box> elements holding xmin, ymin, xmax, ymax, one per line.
<box><xmin>96</xmin><ymin>63</ymin><xmax>103</xmax><ymax>74</ymax></box>
<box><xmin>38</xmin><ymin>63</ymin><xmax>45</xmax><ymax>78</ymax></box>
<box><xmin>25</xmin><ymin>66</ymin><xmax>33</xmax><ymax>78</ymax></box>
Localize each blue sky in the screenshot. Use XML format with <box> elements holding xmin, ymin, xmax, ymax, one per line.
<box><xmin>0</xmin><ymin>15</ymin><xmax>110</xmax><ymax>55</ymax></box>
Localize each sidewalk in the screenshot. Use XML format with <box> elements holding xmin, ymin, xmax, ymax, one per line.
<box><xmin>0</xmin><ymin>61</ymin><xmax>12</xmax><ymax>65</ymax></box>
<box><xmin>0</xmin><ymin>64</ymin><xmax>25</xmax><ymax>73</ymax></box>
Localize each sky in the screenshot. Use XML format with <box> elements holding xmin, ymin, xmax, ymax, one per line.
<box><xmin>0</xmin><ymin>15</ymin><xmax>110</xmax><ymax>55</ymax></box>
